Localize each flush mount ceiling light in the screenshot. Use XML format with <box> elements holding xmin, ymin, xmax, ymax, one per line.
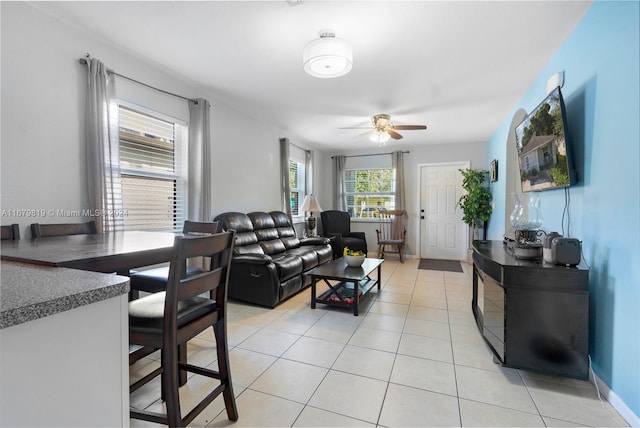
<box><xmin>303</xmin><ymin>29</ymin><xmax>352</xmax><ymax>78</ymax></box>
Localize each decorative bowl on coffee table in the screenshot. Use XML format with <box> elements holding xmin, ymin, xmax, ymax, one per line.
<box><xmin>344</xmin><ymin>254</ymin><xmax>366</xmax><ymax>267</ymax></box>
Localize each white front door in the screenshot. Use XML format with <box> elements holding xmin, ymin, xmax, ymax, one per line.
<box><xmin>419</xmin><ymin>162</ymin><xmax>468</xmax><ymax>260</ymax></box>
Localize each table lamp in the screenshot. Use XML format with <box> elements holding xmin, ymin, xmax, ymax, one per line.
<box><xmin>300</xmin><ymin>194</ymin><xmax>323</xmax><ymax>237</ymax></box>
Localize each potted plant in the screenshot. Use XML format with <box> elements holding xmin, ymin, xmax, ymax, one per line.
<box><xmin>457</xmin><ymin>168</ymin><xmax>493</xmax><ymax>243</ymax></box>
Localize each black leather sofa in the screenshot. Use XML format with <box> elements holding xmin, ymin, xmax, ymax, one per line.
<box><xmin>214</xmin><ymin>211</ymin><xmax>333</xmax><ymax>308</ymax></box>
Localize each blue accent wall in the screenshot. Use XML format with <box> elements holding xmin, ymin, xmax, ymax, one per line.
<box><xmin>486</xmin><ymin>1</ymin><xmax>639</xmax><ymax>418</ymax></box>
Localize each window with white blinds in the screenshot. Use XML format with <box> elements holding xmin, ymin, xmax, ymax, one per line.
<box><xmin>344</xmin><ymin>168</ymin><xmax>395</xmax><ymax>219</ymax></box>
<box><xmin>289</xmin><ymin>145</ymin><xmax>306</xmax><ymax>218</ymax></box>
<box><xmin>118</xmin><ymin>105</ymin><xmax>187</xmax><ymax>231</ymax></box>
<box><xmin>289</xmin><ymin>159</ymin><xmax>305</xmax><ymax>216</ymax></box>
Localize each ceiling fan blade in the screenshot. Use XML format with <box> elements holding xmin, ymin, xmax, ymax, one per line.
<box><xmin>354</xmin><ymin>130</ymin><xmax>374</xmax><ymax>139</ymax></box>
<box><xmin>339</xmin><ymin>126</ymin><xmax>373</xmax><ymax>130</ymax></box>
<box><xmin>391</xmin><ymin>125</ymin><xmax>427</xmax><ymax>130</ymax></box>
<box><xmin>387</xmin><ymin>129</ymin><xmax>403</xmax><ymax>139</ymax></box>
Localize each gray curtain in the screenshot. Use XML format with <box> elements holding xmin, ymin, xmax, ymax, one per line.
<box><xmin>393</xmin><ymin>151</ymin><xmax>406</xmax><ymax>211</ymax></box>
<box><xmin>279</xmin><ymin>138</ymin><xmax>292</xmax><ymax>218</ymax></box>
<box><xmin>304</xmin><ymin>149</ymin><xmax>313</xmax><ymax>196</ymax></box>
<box><xmin>188</xmin><ymin>99</ymin><xmax>212</xmax><ymax>222</ymax></box>
<box><xmin>332</xmin><ymin>155</ymin><xmax>347</xmax><ymax>211</ymax></box>
<box><xmin>85</xmin><ymin>58</ymin><xmax>122</xmax><ymax>233</ymax></box>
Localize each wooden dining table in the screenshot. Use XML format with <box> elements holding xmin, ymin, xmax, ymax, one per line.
<box><xmin>0</xmin><ymin>230</ymin><xmax>180</xmax><ymax>275</ymax></box>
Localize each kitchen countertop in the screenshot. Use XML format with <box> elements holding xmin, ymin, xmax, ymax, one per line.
<box><xmin>0</xmin><ymin>261</ymin><xmax>129</xmax><ymax>329</ymax></box>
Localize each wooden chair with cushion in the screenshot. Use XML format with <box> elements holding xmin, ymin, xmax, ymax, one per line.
<box><xmin>129</xmin><ymin>221</ymin><xmax>219</xmax><ymax>294</ymax></box>
<box><xmin>129</xmin><ymin>221</ymin><xmax>220</xmax><ymax>383</ymax></box>
<box><xmin>30</xmin><ymin>220</ymin><xmax>97</xmax><ymax>238</ymax></box>
<box><xmin>376</xmin><ymin>209</ymin><xmax>408</xmax><ymax>262</ymax></box>
<box><xmin>1</xmin><ymin>224</ymin><xmax>20</xmax><ymax>240</ymax></box>
<box><xmin>129</xmin><ymin>231</ymin><xmax>238</xmax><ymax>427</ymax></box>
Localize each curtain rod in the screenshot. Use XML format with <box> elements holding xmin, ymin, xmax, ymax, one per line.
<box><xmin>331</xmin><ymin>151</ymin><xmax>409</xmax><ymax>159</ymax></box>
<box><xmin>290</xmin><ymin>142</ymin><xmax>309</xmax><ymax>152</ymax></box>
<box><xmin>79</xmin><ymin>56</ymin><xmax>196</xmax><ymax>103</ymax></box>
<box><xmin>280</xmin><ymin>137</ymin><xmax>310</xmax><ymax>153</ymax></box>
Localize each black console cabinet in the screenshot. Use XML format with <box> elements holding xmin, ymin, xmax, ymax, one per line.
<box><xmin>472</xmin><ymin>240</ymin><xmax>589</xmax><ymax>379</ymax></box>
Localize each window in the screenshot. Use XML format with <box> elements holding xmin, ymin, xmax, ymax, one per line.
<box><xmin>345</xmin><ymin>168</ymin><xmax>395</xmax><ymax>219</ymax></box>
<box><xmin>289</xmin><ymin>159</ymin><xmax>306</xmax><ymax>216</ymax></box>
<box><xmin>289</xmin><ymin>145</ymin><xmax>307</xmax><ymax>218</ymax></box>
<box><xmin>118</xmin><ymin>105</ymin><xmax>187</xmax><ymax>231</ymax></box>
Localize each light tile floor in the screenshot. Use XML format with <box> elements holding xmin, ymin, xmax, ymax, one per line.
<box><xmin>130</xmin><ymin>259</ymin><xmax>629</xmax><ymax>427</ymax></box>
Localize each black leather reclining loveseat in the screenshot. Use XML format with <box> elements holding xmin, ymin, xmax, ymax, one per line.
<box><xmin>213</xmin><ymin>211</ymin><xmax>333</xmax><ymax>308</ymax></box>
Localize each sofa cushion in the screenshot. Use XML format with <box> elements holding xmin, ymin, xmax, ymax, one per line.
<box><xmin>312</xmin><ymin>245</ymin><xmax>334</xmax><ymax>265</ymax></box>
<box><xmin>253</xmin><ymin>226</ymin><xmax>279</xmax><ymax>243</ymax></box>
<box><xmin>248</xmin><ymin>211</ymin><xmax>275</xmax><ymax>230</ymax></box>
<box><xmin>247</xmin><ymin>212</ymin><xmax>287</xmax><ymax>254</ymax></box>
<box><xmin>270</xmin><ymin>253</ymin><xmax>303</xmax><ymax>281</ymax></box>
<box><xmin>215</xmin><ymin>212</ymin><xmax>263</xmax><ymax>255</ymax></box>
<box><xmin>270</xmin><ymin>211</ymin><xmax>301</xmax><ymax>249</ymax></box>
<box><xmin>299</xmin><ymin>237</ymin><xmax>334</xmax><ymax>265</ymax></box>
<box><xmin>235</xmin><ymin>243</ymin><xmax>265</xmax><ymax>256</ymax></box>
<box><xmin>260</xmin><ymin>239</ymin><xmax>287</xmax><ymax>255</ymax></box>
<box><xmin>284</xmin><ymin>247</ymin><xmax>318</xmax><ymax>271</ymax></box>
<box><xmin>217</xmin><ymin>211</ymin><xmax>253</xmax><ymax>234</ymax></box>
<box><xmin>248</xmin><ymin>211</ymin><xmax>279</xmax><ymax>243</ymax></box>
<box><xmin>279</xmin><ymin>275</ymin><xmax>303</xmax><ymax>302</ymax></box>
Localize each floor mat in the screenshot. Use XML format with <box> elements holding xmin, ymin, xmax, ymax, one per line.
<box><xmin>418</xmin><ymin>259</ymin><xmax>463</xmax><ymax>273</ymax></box>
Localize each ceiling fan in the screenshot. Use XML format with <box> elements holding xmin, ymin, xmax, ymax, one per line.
<box><xmin>340</xmin><ymin>114</ymin><xmax>427</xmax><ymax>143</ymax></box>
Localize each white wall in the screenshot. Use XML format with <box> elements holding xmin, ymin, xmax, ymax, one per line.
<box><xmin>1</xmin><ymin>2</ymin><xmax>323</xmax><ymax>238</ymax></box>
<box><xmin>319</xmin><ymin>141</ymin><xmax>487</xmax><ymax>258</ymax></box>
<box><xmin>1</xmin><ymin>2</ymin><xmax>486</xmax><ymax>257</ymax></box>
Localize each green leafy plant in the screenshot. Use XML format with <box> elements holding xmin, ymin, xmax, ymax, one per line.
<box><xmin>457</xmin><ymin>168</ymin><xmax>493</xmax><ymax>241</ymax></box>
<box><xmin>550</xmin><ymin>165</ymin><xmax>570</xmax><ymax>185</ymax></box>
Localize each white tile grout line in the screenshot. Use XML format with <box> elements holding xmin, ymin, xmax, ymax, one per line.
<box><xmin>133</xmin><ymin>262</ymin><xmax>633</xmax><ymax>428</ymax></box>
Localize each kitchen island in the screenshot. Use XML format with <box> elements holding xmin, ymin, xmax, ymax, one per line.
<box><xmin>0</xmin><ymin>261</ymin><xmax>130</xmax><ymax>427</ymax></box>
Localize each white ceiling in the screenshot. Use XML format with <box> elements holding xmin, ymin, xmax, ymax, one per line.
<box><xmin>32</xmin><ymin>1</ymin><xmax>592</xmax><ymax>151</ymax></box>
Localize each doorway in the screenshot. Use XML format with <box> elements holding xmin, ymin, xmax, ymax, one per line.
<box><xmin>418</xmin><ymin>162</ymin><xmax>468</xmax><ymax>260</ymax></box>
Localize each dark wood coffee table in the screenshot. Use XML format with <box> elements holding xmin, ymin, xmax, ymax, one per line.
<box><xmin>309</xmin><ymin>257</ymin><xmax>383</xmax><ymax>316</ymax></box>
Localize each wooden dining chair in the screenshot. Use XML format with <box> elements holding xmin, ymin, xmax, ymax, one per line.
<box><xmin>376</xmin><ymin>209</ymin><xmax>408</xmax><ymax>262</ymax></box>
<box><xmin>1</xmin><ymin>224</ymin><xmax>20</xmax><ymax>240</ymax></box>
<box><xmin>130</xmin><ymin>221</ymin><xmax>219</xmax><ymax>294</ymax></box>
<box><xmin>30</xmin><ymin>220</ymin><xmax>97</xmax><ymax>238</ymax></box>
<box><xmin>129</xmin><ymin>220</ymin><xmax>221</xmax><ymax>388</ymax></box>
<box><xmin>129</xmin><ymin>231</ymin><xmax>238</xmax><ymax>427</ymax></box>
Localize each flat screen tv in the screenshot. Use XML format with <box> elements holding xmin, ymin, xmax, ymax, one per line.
<box><xmin>514</xmin><ymin>86</ymin><xmax>577</xmax><ymax>192</ymax></box>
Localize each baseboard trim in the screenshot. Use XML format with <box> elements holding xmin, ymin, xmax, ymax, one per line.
<box><xmin>590</xmin><ymin>370</ymin><xmax>639</xmax><ymax>427</ymax></box>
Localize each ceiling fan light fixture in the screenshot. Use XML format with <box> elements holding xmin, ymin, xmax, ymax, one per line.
<box><xmin>303</xmin><ymin>30</ymin><xmax>352</xmax><ymax>78</ymax></box>
<box><xmin>369</xmin><ymin>130</ymin><xmax>390</xmax><ymax>145</ymax></box>
<box><xmin>373</xmin><ymin>114</ymin><xmax>390</xmax><ymax>128</ymax></box>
